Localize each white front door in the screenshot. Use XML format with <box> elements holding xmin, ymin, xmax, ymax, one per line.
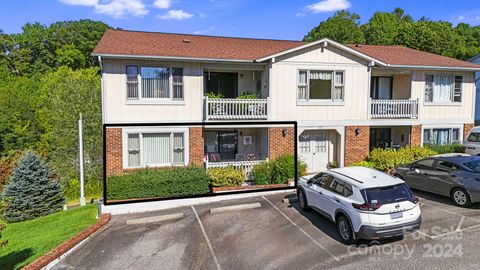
<box><xmin>299</xmin><ymin>130</ymin><xmax>330</xmax><ymax>173</ymax></box>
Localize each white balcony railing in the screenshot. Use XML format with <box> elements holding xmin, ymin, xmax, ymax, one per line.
<box><xmin>204</xmin><ymin>97</ymin><xmax>268</xmax><ymax>120</ymax></box>
<box><xmin>370</xmin><ymin>99</ymin><xmax>419</xmax><ymax>119</ymax></box>
<box><xmin>205</xmin><ymin>160</ymin><xmax>265</xmax><ymax>180</ymax></box>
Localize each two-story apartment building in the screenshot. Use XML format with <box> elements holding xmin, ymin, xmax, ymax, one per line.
<box><xmin>94</xmin><ymin>29</ymin><xmax>480</xmax><ymax>176</ymax></box>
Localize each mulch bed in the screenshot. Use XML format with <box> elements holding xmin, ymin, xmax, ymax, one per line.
<box><xmin>23</xmin><ymin>213</ymin><xmax>111</xmax><ymax>270</ymax></box>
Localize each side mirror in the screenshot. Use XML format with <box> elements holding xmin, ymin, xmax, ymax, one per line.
<box><xmin>306</xmin><ymin>179</ymin><xmax>313</xmax><ymax>185</ymax></box>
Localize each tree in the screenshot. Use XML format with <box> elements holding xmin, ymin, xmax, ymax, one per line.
<box><xmin>2</xmin><ymin>151</ymin><xmax>64</xmax><ymax>222</ymax></box>
<box><xmin>303</xmin><ymin>10</ymin><xmax>365</xmax><ymax>44</ymax></box>
<box><xmin>362</xmin><ymin>8</ymin><xmax>413</xmax><ymax>45</ymax></box>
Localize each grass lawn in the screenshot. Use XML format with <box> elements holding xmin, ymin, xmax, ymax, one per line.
<box><xmin>0</xmin><ymin>204</ymin><xmax>98</xmax><ymax>270</ymax></box>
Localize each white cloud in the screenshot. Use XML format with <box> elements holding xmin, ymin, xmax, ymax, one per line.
<box><xmin>296</xmin><ymin>12</ymin><xmax>306</xmax><ymax>17</ymax></box>
<box><xmin>153</xmin><ymin>0</ymin><xmax>171</xmax><ymax>9</ymax></box>
<box><xmin>306</xmin><ymin>0</ymin><xmax>350</xmax><ymax>13</ymax></box>
<box><xmin>476</xmin><ymin>16</ymin><xmax>480</xmax><ymax>20</ymax></box>
<box><xmin>59</xmin><ymin>0</ymin><xmax>148</xmax><ymax>18</ymax></box>
<box><xmin>457</xmin><ymin>15</ymin><xmax>465</xmax><ymax>21</ymax></box>
<box><xmin>158</xmin><ymin>9</ymin><xmax>193</xmax><ymax>20</ymax></box>
<box><xmin>193</xmin><ymin>27</ymin><xmax>214</xmax><ymax>35</ymax></box>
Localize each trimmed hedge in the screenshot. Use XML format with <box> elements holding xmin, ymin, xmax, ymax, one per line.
<box><xmin>424</xmin><ymin>143</ymin><xmax>463</xmax><ymax>154</ymax></box>
<box><xmin>208</xmin><ymin>166</ymin><xmax>244</xmax><ymax>187</ymax></box>
<box><xmin>252</xmin><ymin>154</ymin><xmax>306</xmax><ymax>185</ymax></box>
<box><xmin>350</xmin><ymin>146</ymin><xmax>437</xmax><ymax>171</ymax></box>
<box><xmin>107</xmin><ymin>166</ymin><xmax>210</xmax><ymax>200</ymax></box>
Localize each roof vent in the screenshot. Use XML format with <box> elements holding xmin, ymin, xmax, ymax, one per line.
<box><xmin>182</xmin><ymin>39</ymin><xmax>191</xmax><ymax>43</ymax></box>
<box><xmin>355</xmin><ymin>44</ymin><xmax>363</xmax><ymax>47</ymax></box>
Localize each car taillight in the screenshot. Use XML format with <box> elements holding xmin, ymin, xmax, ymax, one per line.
<box><xmin>409</xmin><ymin>196</ymin><xmax>420</xmax><ymax>204</ymax></box>
<box><xmin>352</xmin><ymin>203</ymin><xmax>382</xmax><ymax>211</ymax></box>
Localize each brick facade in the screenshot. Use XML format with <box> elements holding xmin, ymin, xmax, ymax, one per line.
<box><xmin>464</xmin><ymin>123</ymin><xmax>475</xmax><ymax>141</ymax></box>
<box><xmin>106</xmin><ymin>128</ymin><xmax>123</xmax><ymax>176</ymax></box>
<box><xmin>344</xmin><ymin>126</ymin><xmax>370</xmax><ymax>166</ymax></box>
<box><xmin>189</xmin><ymin>127</ymin><xmax>204</xmax><ymax>166</ymax></box>
<box><xmin>269</xmin><ymin>127</ymin><xmax>295</xmax><ymax>160</ymax></box>
<box><xmin>410</xmin><ymin>125</ymin><xmax>422</xmax><ymax>146</ymax></box>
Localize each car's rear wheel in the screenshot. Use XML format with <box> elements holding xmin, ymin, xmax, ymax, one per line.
<box><xmin>337</xmin><ymin>215</ymin><xmax>355</xmax><ymax>245</ymax></box>
<box><xmin>297</xmin><ymin>189</ymin><xmax>309</xmax><ymax>211</ymax></box>
<box><xmin>451</xmin><ymin>188</ymin><xmax>472</xmax><ymax>207</ymax></box>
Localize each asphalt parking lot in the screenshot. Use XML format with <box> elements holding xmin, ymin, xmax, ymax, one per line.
<box><xmin>54</xmin><ymin>190</ymin><xmax>480</xmax><ymax>270</ymax></box>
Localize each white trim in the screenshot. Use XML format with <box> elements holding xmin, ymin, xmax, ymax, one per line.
<box><xmin>122</xmin><ymin>127</ymin><xmax>190</xmax><ymax>169</ymax></box>
<box><xmin>387</xmin><ymin>64</ymin><xmax>480</xmax><ymax>71</ymax></box>
<box><xmin>93</xmin><ymin>53</ymin><xmax>255</xmax><ymax>63</ymax></box>
<box><xmin>255</xmin><ymin>38</ymin><xmax>386</xmax><ymax>66</ymax></box>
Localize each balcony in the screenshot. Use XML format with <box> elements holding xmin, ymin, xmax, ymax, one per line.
<box><xmin>370</xmin><ymin>99</ymin><xmax>419</xmax><ymax>119</ymax></box>
<box><xmin>204</xmin><ymin>97</ymin><xmax>268</xmax><ymax>120</ymax></box>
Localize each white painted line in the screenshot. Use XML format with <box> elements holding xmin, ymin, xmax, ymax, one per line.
<box><xmin>423</xmin><ymin>200</ymin><xmax>480</xmax><ymax>223</ymax></box>
<box><xmin>415</xmin><ymin>230</ymin><xmax>434</xmax><ymax>239</ymax></box>
<box><xmin>262</xmin><ymin>196</ymin><xmax>340</xmax><ymax>262</ymax></box>
<box><xmin>210</xmin><ymin>203</ymin><xmax>261</xmax><ymax>213</ymax></box>
<box><xmin>459</xmin><ymin>223</ymin><xmax>480</xmax><ymax>232</ymax></box>
<box><xmin>126</xmin><ymin>212</ymin><xmax>184</xmax><ymax>225</ymax></box>
<box><xmin>192</xmin><ymin>206</ymin><xmax>221</xmax><ymax>270</ymax></box>
<box><xmin>456</xmin><ymin>216</ymin><xmax>465</xmax><ymax>231</ymax></box>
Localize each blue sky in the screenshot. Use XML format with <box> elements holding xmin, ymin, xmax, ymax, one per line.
<box><xmin>1</xmin><ymin>0</ymin><xmax>479</xmax><ymax>40</ymax></box>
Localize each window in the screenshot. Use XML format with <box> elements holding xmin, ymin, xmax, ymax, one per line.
<box><xmin>126</xmin><ymin>66</ymin><xmax>184</xmax><ymax>101</ymax></box>
<box><xmin>423</xmin><ymin>128</ymin><xmax>461</xmax><ymax>145</ymax></box>
<box><xmin>297</xmin><ymin>70</ymin><xmax>344</xmax><ymax>101</ymax></box>
<box><xmin>467</xmin><ymin>132</ymin><xmax>480</xmax><ymax>143</ymax></box>
<box><xmin>329</xmin><ymin>178</ymin><xmax>353</xmax><ymax>197</ymax></box>
<box><xmin>363</xmin><ymin>184</ymin><xmax>413</xmax><ymax>204</ymax></box>
<box><xmin>436</xmin><ymin>161</ymin><xmax>459</xmax><ymax>172</ymax></box>
<box><xmin>126</xmin><ymin>132</ymin><xmax>185</xmax><ymax>167</ymax></box>
<box><xmin>312</xmin><ymin>173</ymin><xmax>334</xmax><ymax>188</ymax></box>
<box><xmin>424</xmin><ymin>74</ymin><xmax>462</xmax><ymax>103</ymax></box>
<box><xmin>414</xmin><ymin>159</ymin><xmax>435</xmax><ymax>169</ymax></box>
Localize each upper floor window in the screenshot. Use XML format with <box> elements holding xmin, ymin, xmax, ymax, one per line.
<box><xmin>425</xmin><ymin>75</ymin><xmax>462</xmax><ymax>103</ymax></box>
<box><xmin>298</xmin><ymin>70</ymin><xmax>344</xmax><ymax>102</ymax></box>
<box><xmin>126</xmin><ymin>66</ymin><xmax>184</xmax><ymax>100</ymax></box>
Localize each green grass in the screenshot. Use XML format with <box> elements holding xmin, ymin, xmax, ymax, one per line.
<box><xmin>0</xmin><ymin>204</ymin><xmax>98</xmax><ymax>270</ymax></box>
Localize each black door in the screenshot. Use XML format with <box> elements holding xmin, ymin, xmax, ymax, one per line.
<box><xmin>204</xmin><ymin>72</ymin><xmax>238</xmax><ymax>98</ymax></box>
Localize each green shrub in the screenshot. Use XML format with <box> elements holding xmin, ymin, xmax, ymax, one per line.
<box><xmin>424</xmin><ymin>144</ymin><xmax>462</xmax><ymax>154</ymax></box>
<box><xmin>204</xmin><ymin>92</ymin><xmax>224</xmax><ymax>98</ymax></box>
<box><xmin>236</xmin><ymin>91</ymin><xmax>259</xmax><ymax>99</ymax></box>
<box><xmin>251</xmin><ymin>161</ymin><xmax>271</xmax><ymax>185</ymax></box>
<box><xmin>350</xmin><ymin>146</ymin><xmax>438</xmax><ymax>171</ymax></box>
<box><xmin>2</xmin><ymin>152</ymin><xmax>65</xmax><ymax>223</ymax></box>
<box><xmin>107</xmin><ymin>166</ymin><xmax>210</xmax><ymax>200</ymax></box>
<box><xmin>62</xmin><ymin>178</ymin><xmax>103</xmax><ymax>201</ymax></box>
<box><xmin>252</xmin><ymin>154</ymin><xmax>306</xmax><ymax>185</ymax></box>
<box><xmin>208</xmin><ymin>166</ymin><xmax>245</xmax><ymax>187</ymax></box>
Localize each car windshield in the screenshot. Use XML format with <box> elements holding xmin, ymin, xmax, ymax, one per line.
<box><xmin>363</xmin><ymin>184</ymin><xmax>413</xmax><ymax>205</ymax></box>
<box><xmin>463</xmin><ymin>159</ymin><xmax>480</xmax><ymax>173</ymax></box>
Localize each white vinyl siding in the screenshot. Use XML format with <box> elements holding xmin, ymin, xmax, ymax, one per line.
<box><xmin>424</xmin><ymin>75</ymin><xmax>462</xmax><ymax>103</ymax></box>
<box><xmin>297</xmin><ymin>70</ymin><xmax>344</xmax><ymax>102</ymax></box>
<box><xmin>126</xmin><ymin>66</ymin><xmax>184</xmax><ymax>101</ymax></box>
<box><xmin>125</xmin><ymin>131</ymin><xmax>187</xmax><ymax>168</ymax></box>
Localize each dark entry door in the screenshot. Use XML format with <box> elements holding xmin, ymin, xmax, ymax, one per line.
<box><xmin>370</xmin><ymin>128</ymin><xmax>392</xmax><ymax>149</ymax></box>
<box><xmin>204</xmin><ymin>72</ymin><xmax>238</xmax><ymax>98</ymax></box>
<box><xmin>218</xmin><ymin>132</ymin><xmax>237</xmax><ymax>160</ymax></box>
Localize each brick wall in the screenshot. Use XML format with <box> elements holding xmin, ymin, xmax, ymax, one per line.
<box><xmin>344</xmin><ymin>126</ymin><xmax>370</xmax><ymax>166</ymax></box>
<box><xmin>410</xmin><ymin>125</ymin><xmax>422</xmax><ymax>146</ymax></box>
<box><xmin>189</xmin><ymin>127</ymin><xmax>204</xmax><ymax>166</ymax></box>
<box><xmin>269</xmin><ymin>127</ymin><xmax>295</xmax><ymax>160</ymax></box>
<box><xmin>106</xmin><ymin>128</ymin><xmax>123</xmax><ymax>176</ymax></box>
<box><xmin>464</xmin><ymin>123</ymin><xmax>475</xmax><ymax>140</ymax></box>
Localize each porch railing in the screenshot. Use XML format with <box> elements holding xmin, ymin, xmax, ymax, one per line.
<box><xmin>204</xmin><ymin>97</ymin><xmax>268</xmax><ymax>120</ymax></box>
<box><xmin>370</xmin><ymin>98</ymin><xmax>419</xmax><ymax>119</ymax></box>
<box><xmin>205</xmin><ymin>159</ymin><xmax>266</xmax><ymax>180</ymax></box>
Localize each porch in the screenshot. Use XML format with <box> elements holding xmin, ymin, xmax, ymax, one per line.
<box><xmin>369</xmin><ymin>70</ymin><xmax>418</xmax><ymax>119</ymax></box>
<box><xmin>203</xmin><ymin>68</ymin><xmax>269</xmax><ymax>120</ymax></box>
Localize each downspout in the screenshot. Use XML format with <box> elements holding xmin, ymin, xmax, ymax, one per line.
<box><xmin>98</xmin><ymin>56</ymin><xmax>105</xmax><ymax>125</ymax></box>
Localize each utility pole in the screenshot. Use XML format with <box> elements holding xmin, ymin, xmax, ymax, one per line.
<box><xmin>79</xmin><ymin>113</ymin><xmax>86</xmax><ymax>206</ymax></box>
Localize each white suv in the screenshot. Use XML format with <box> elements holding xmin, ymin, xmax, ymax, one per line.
<box><xmin>463</xmin><ymin>126</ymin><xmax>480</xmax><ymax>155</ymax></box>
<box><xmin>297</xmin><ymin>166</ymin><xmax>421</xmax><ymax>244</ymax></box>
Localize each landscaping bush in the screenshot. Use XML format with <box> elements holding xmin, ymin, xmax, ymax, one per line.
<box><xmin>236</xmin><ymin>91</ymin><xmax>259</xmax><ymax>99</ymax></box>
<box><xmin>107</xmin><ymin>166</ymin><xmax>210</xmax><ymax>200</ymax></box>
<box><xmin>208</xmin><ymin>166</ymin><xmax>245</xmax><ymax>187</ymax></box>
<box><xmin>252</xmin><ymin>154</ymin><xmax>306</xmax><ymax>185</ymax></box>
<box><xmin>62</xmin><ymin>178</ymin><xmax>103</xmax><ymax>201</ymax></box>
<box><xmin>2</xmin><ymin>152</ymin><xmax>65</xmax><ymax>223</ymax></box>
<box><xmin>350</xmin><ymin>146</ymin><xmax>438</xmax><ymax>172</ymax></box>
<box><xmin>424</xmin><ymin>143</ymin><xmax>463</xmax><ymax>154</ymax></box>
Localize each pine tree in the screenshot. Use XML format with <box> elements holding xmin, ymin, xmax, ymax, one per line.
<box><xmin>2</xmin><ymin>151</ymin><xmax>64</xmax><ymax>222</ymax></box>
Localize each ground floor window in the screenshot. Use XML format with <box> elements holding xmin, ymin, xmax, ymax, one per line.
<box><xmin>423</xmin><ymin>128</ymin><xmax>460</xmax><ymax>145</ymax></box>
<box><xmin>126</xmin><ymin>131</ymin><xmax>186</xmax><ymax>168</ymax></box>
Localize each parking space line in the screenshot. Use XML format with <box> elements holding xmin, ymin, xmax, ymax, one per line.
<box><xmin>422</xmin><ymin>200</ymin><xmax>480</xmax><ymax>223</ymax></box>
<box><xmin>191</xmin><ymin>206</ymin><xmax>221</xmax><ymax>270</ymax></box>
<box><xmin>456</xmin><ymin>216</ymin><xmax>465</xmax><ymax>231</ymax></box>
<box><xmin>262</xmin><ymin>196</ymin><xmax>340</xmax><ymax>262</ymax></box>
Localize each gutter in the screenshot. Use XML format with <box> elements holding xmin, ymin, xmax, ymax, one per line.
<box><xmin>384</xmin><ymin>64</ymin><xmax>480</xmax><ymax>71</ymax></box>
<box><xmin>91</xmin><ymin>53</ymin><xmax>258</xmax><ymax>64</ymax></box>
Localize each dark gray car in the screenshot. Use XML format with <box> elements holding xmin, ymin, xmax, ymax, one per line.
<box><xmin>393</xmin><ymin>154</ymin><xmax>480</xmax><ymax>207</ymax></box>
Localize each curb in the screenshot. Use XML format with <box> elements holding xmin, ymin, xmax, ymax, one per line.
<box><xmin>23</xmin><ymin>213</ymin><xmax>111</xmax><ymax>270</ymax></box>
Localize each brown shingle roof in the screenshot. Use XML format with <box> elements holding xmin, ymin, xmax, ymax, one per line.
<box><xmin>93</xmin><ymin>29</ymin><xmax>305</xmax><ymax>61</ymax></box>
<box><xmin>93</xmin><ymin>29</ymin><xmax>480</xmax><ymax>69</ymax></box>
<box><xmin>346</xmin><ymin>44</ymin><xmax>480</xmax><ymax>69</ymax></box>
